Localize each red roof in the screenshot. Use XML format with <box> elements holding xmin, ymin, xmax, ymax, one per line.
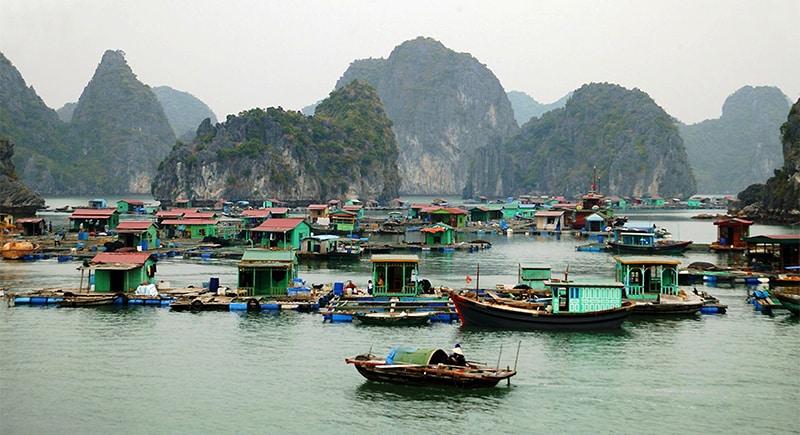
<box><xmin>115</xmin><ymin>221</ymin><xmax>154</xmax><ymax>232</ymax></box>
<box><xmin>714</xmin><ymin>218</ymin><xmax>753</xmax><ymax>226</ymax></box>
<box><xmin>242</xmin><ymin>209</ymin><xmax>273</xmax><ymax>217</ymax></box>
<box><xmin>70</xmin><ymin>208</ymin><xmax>116</xmax><ymax>219</ymax></box>
<box><xmin>155</xmin><ymin>210</ymin><xmax>184</xmax><ymax>218</ymax></box>
<box><xmin>15</xmin><ymin>217</ymin><xmax>44</xmax><ymax>224</ymax></box>
<box><xmin>182</xmin><ymin>211</ymin><xmax>216</xmax><ymax>219</ymax></box>
<box><xmin>120</xmin><ymin>199</ymin><xmax>145</xmax><ymax>206</ymax></box>
<box><xmin>91</xmin><ymin>252</ymin><xmax>153</xmax><ymax>265</ymax></box>
<box><xmin>308</xmin><ymin>204</ymin><xmax>328</xmax><ymax>210</ymax></box>
<box><xmin>160</xmin><ymin>219</ymin><xmax>217</xmax><ymax>225</ymax></box>
<box><xmin>535</xmin><ymin>210</ymin><xmax>565</xmax><ymax>217</ymax></box>
<box><xmin>252</xmin><ymin>218</ymin><xmax>306</xmax><ymax>232</ymax></box>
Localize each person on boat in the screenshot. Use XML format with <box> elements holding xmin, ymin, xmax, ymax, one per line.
<box><xmin>366</xmin><ymin>280</ymin><xmax>373</xmax><ymax>295</ymax></box>
<box><xmin>345</xmin><ymin>280</ymin><xmax>358</xmax><ymax>295</ymax></box>
<box><xmin>448</xmin><ymin>344</ymin><xmax>466</xmax><ymax>366</ymax></box>
<box><xmin>54</xmin><ymin>233</ymin><xmax>62</xmax><ymax>247</ymax></box>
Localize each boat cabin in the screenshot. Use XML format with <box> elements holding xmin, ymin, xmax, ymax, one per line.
<box><xmin>88</xmin><ymin>252</ymin><xmax>157</xmax><ymax>292</ymax></box>
<box><xmin>613</xmin><ymin>231</ymin><xmax>656</xmax><ymax>247</ymax></box>
<box><xmin>518</xmin><ymin>264</ymin><xmax>551</xmax><ymax>291</ymax></box>
<box><xmin>237</xmin><ymin>249</ymin><xmax>298</xmax><ymax>296</ymax></box>
<box><xmin>544</xmin><ymin>280</ymin><xmax>624</xmax><ymax>313</ymax></box>
<box><xmin>371</xmin><ymin>254</ymin><xmax>421</xmax><ymax>297</ymax></box>
<box><xmin>114</xmin><ymin>221</ymin><xmax>158</xmax><ymax>250</ymax></box>
<box><xmin>614</xmin><ymin>257</ymin><xmax>681</xmax><ymax>299</ymax></box>
<box><xmin>711</xmin><ymin>218</ymin><xmax>752</xmax><ymax>251</ymax></box>
<box><xmin>420</xmin><ymin>223</ymin><xmax>455</xmax><ymax>245</ymax></box>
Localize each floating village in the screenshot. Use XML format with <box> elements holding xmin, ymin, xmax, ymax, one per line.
<box><xmin>2</xmin><ymin>191</ymin><xmax>799</xmax><ymax>386</ymax></box>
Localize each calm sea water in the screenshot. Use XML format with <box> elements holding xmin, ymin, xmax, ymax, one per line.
<box><xmin>1</xmin><ymin>207</ymin><xmax>798</xmax><ymax>434</ymax></box>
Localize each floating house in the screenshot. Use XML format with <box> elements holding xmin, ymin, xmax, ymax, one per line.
<box><xmin>241</xmin><ymin>209</ymin><xmax>274</xmax><ymax>228</ymax></box>
<box><xmin>468</xmin><ymin>205</ymin><xmax>504</xmax><ymax>223</ymax></box>
<box><xmin>298</xmin><ymin>234</ymin><xmax>340</xmax><ymax>259</ymax></box>
<box><xmin>237</xmin><ymin>249</ymin><xmax>298</xmax><ymax>296</ymax></box>
<box><xmin>14</xmin><ymin>217</ymin><xmax>45</xmax><ymax>236</ymax></box>
<box><xmin>154</xmin><ymin>210</ymin><xmax>184</xmax><ymax>225</ymax></box>
<box><xmin>534</xmin><ymin>210</ymin><xmax>565</xmax><ymax>232</ymax></box>
<box><xmin>328</xmin><ymin>210</ymin><xmax>358</xmax><ymax>233</ymax></box>
<box><xmin>69</xmin><ymin>208</ymin><xmax>119</xmax><ymax>232</ymax></box>
<box><xmin>114</xmin><ymin>221</ymin><xmax>158</xmax><ymax>250</ymax></box>
<box><xmin>420</xmin><ymin>223</ymin><xmax>455</xmax><ymax>246</ymax></box>
<box><xmin>88</xmin><ymin>198</ymin><xmax>107</xmax><ymax>209</ymax></box>
<box><xmin>88</xmin><ymin>252</ymin><xmax>157</xmax><ymax>292</ymax></box>
<box><xmin>159</xmin><ymin>218</ymin><xmax>218</xmax><ymax>239</ymax></box>
<box><xmin>173</xmin><ymin>199</ymin><xmax>192</xmax><ymax>209</ymax></box>
<box><xmin>614</xmin><ymin>256</ymin><xmax>703</xmax><ymax>314</ymax></box>
<box><xmin>307</xmin><ymin>204</ymin><xmax>330</xmax><ymax>222</ymax></box>
<box><xmin>583</xmin><ymin>212</ymin><xmax>611</xmax><ymax>232</ymax></box>
<box><xmin>744</xmin><ymin>235</ymin><xmax>800</xmax><ymax>272</ymax></box>
<box><xmin>116</xmin><ymin>199</ymin><xmax>146</xmax><ymax>214</ymax></box>
<box><xmin>710</xmin><ymin>218</ymin><xmax>752</xmax><ymax>251</ymax></box>
<box><xmin>249</xmin><ymin>218</ymin><xmax>311</xmax><ymax>249</ymax></box>
<box><xmin>372</xmin><ymin>254</ymin><xmax>422</xmax><ymax>296</ymax></box>
<box><xmin>414</xmin><ymin>206</ymin><xmax>468</xmax><ymax>228</ymax></box>
<box><xmin>342</xmin><ymin>204</ymin><xmax>365</xmax><ymax>219</ymax></box>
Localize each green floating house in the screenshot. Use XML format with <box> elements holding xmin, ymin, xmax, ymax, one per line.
<box><xmin>237</xmin><ymin>249</ymin><xmax>298</xmax><ymax>296</ymax></box>
<box><xmin>88</xmin><ymin>252</ymin><xmax>157</xmax><ymax>292</ymax></box>
<box><xmin>69</xmin><ymin>208</ymin><xmax>120</xmax><ymax>232</ymax></box>
<box><xmin>420</xmin><ymin>223</ymin><xmax>455</xmax><ymax>245</ymax></box>
<box><xmin>614</xmin><ymin>256</ymin><xmax>681</xmax><ymax>299</ymax></box>
<box><xmin>371</xmin><ymin>254</ymin><xmax>422</xmax><ymax>297</ymax></box>
<box><xmin>115</xmin><ymin>221</ymin><xmax>158</xmax><ymax>250</ymax></box>
<box><xmin>249</xmin><ymin>218</ymin><xmax>311</xmax><ymax>249</ymax></box>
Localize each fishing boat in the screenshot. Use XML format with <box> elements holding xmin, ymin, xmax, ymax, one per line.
<box><xmin>607</xmin><ymin>229</ymin><xmax>692</xmax><ymax>254</ymax></box>
<box><xmin>1</xmin><ymin>241</ymin><xmax>41</xmax><ymax>260</ymax></box>
<box><xmin>345</xmin><ymin>346</ymin><xmax>516</xmax><ymax>388</ymax></box>
<box><xmin>352</xmin><ymin>310</ymin><xmax>432</xmax><ymax>326</ymax></box>
<box><xmin>771</xmin><ymin>289</ymin><xmax>800</xmax><ymax>315</ymax></box>
<box><xmin>57</xmin><ymin>292</ymin><xmax>119</xmax><ymax>307</ymax></box>
<box><xmin>450</xmin><ymin>281</ymin><xmax>635</xmax><ymax>331</ymax></box>
<box><xmin>615</xmin><ymin>257</ymin><xmax>705</xmax><ymax>315</ymax></box>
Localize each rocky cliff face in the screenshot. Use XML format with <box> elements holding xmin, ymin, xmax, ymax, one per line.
<box><xmin>2</xmin><ymin>50</ymin><xmax>175</xmax><ymax>195</ymax></box>
<box><xmin>0</xmin><ymin>139</ymin><xmax>45</xmax><ymax>216</ymax></box>
<box><xmin>152</xmin><ymin>86</ymin><xmax>218</xmax><ymax>141</ymax></box>
<box><xmin>67</xmin><ymin>50</ymin><xmax>175</xmax><ymax>194</ymax></box>
<box><xmin>465</xmin><ymin>83</ymin><xmax>697</xmax><ymax>199</ymax></box>
<box><xmin>731</xmin><ymin>99</ymin><xmax>800</xmax><ymax>224</ymax></box>
<box><xmin>681</xmin><ymin>86</ymin><xmax>790</xmax><ymax>194</ymax></box>
<box><xmin>335</xmin><ymin>37</ymin><xmax>519</xmax><ymax>195</ymax></box>
<box><xmin>153</xmin><ymin>80</ymin><xmax>400</xmax><ymax>205</ymax></box>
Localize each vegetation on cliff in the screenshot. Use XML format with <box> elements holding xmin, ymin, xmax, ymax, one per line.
<box><xmin>681</xmin><ymin>86</ymin><xmax>790</xmax><ymax>194</ymax></box>
<box><xmin>465</xmin><ymin>83</ymin><xmax>697</xmax><ymax>199</ymax></box>
<box><xmin>0</xmin><ymin>139</ymin><xmax>45</xmax><ymax>216</ymax></box>
<box><xmin>731</xmin><ymin>99</ymin><xmax>800</xmax><ymax>224</ymax></box>
<box><xmin>152</xmin><ymin>80</ymin><xmax>400</xmax><ymax>204</ymax></box>
<box><xmin>1</xmin><ymin>50</ymin><xmax>175</xmax><ymax>195</ymax></box>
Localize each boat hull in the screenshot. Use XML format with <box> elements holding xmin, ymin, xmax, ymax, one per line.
<box><xmin>772</xmin><ymin>290</ymin><xmax>800</xmax><ymax>315</ymax></box>
<box><xmin>346</xmin><ymin>356</ymin><xmax>515</xmax><ymax>388</ymax></box>
<box><xmin>607</xmin><ymin>240</ymin><xmax>692</xmax><ymax>254</ymax></box>
<box><xmin>450</xmin><ymin>293</ymin><xmax>633</xmax><ymax>331</ymax></box>
<box><xmin>353</xmin><ymin>312</ymin><xmax>431</xmax><ymax>326</ymax></box>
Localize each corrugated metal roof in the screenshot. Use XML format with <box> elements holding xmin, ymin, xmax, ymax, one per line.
<box><xmin>91</xmin><ymin>252</ymin><xmax>153</xmax><ymax>265</ymax></box>
<box><xmin>239</xmin><ymin>249</ymin><xmax>296</xmax><ymax>262</ymax></box>
<box><xmin>252</xmin><ymin>218</ymin><xmax>306</xmax><ymax>232</ymax></box>
<box><xmin>613</xmin><ymin>256</ymin><xmax>681</xmax><ymax>265</ymax></box>
<box><xmin>371</xmin><ymin>254</ymin><xmax>419</xmax><ymax>263</ymax></box>
<box><xmin>115</xmin><ymin>221</ymin><xmax>154</xmax><ymax>231</ymax></box>
<box><xmin>70</xmin><ymin>208</ymin><xmax>117</xmax><ymax>218</ymax></box>
<box><xmin>160</xmin><ymin>219</ymin><xmax>217</xmax><ymax>225</ymax></box>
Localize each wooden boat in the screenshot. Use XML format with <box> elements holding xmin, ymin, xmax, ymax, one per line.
<box><xmin>607</xmin><ymin>237</ymin><xmax>692</xmax><ymax>254</ymax></box>
<box><xmin>352</xmin><ymin>311</ymin><xmax>432</xmax><ymax>326</ymax></box>
<box><xmin>450</xmin><ymin>281</ymin><xmax>635</xmax><ymax>331</ymax></box>
<box><xmin>694</xmin><ymin>289</ymin><xmax>728</xmax><ymax>314</ymax></box>
<box><xmin>1</xmin><ymin>241</ymin><xmax>41</xmax><ymax>260</ymax></box>
<box><xmin>57</xmin><ymin>293</ymin><xmax>118</xmax><ymax>307</ymax></box>
<box><xmin>345</xmin><ymin>347</ymin><xmax>516</xmax><ymax>388</ymax></box>
<box><xmin>615</xmin><ymin>257</ymin><xmax>705</xmax><ymax>315</ymax></box>
<box><xmin>771</xmin><ymin>289</ymin><xmax>800</xmax><ymax>315</ymax></box>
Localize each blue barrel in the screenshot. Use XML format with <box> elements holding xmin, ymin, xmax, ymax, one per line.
<box><xmin>141</xmin><ymin>240</ymin><xmax>148</xmax><ymax>251</ymax></box>
<box><xmin>209</xmin><ymin>278</ymin><xmax>220</xmax><ymax>293</ymax></box>
<box><xmin>333</xmin><ymin>282</ymin><xmax>344</xmax><ymax>296</ymax></box>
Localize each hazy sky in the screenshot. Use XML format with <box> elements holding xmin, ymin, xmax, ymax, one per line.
<box><xmin>3</xmin><ymin>0</ymin><xmax>798</xmax><ymax>124</ymax></box>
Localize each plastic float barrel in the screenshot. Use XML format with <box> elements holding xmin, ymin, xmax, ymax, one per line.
<box><xmin>14</xmin><ymin>297</ymin><xmax>31</xmax><ymax>304</ymax></box>
<box><xmin>30</xmin><ymin>296</ymin><xmax>48</xmax><ymax>305</ymax></box>
<box><xmin>333</xmin><ymin>282</ymin><xmax>344</xmax><ymax>296</ymax></box>
<box><xmin>209</xmin><ymin>278</ymin><xmax>220</xmax><ymax>293</ymax></box>
<box><xmin>229</xmin><ymin>302</ymin><xmax>248</xmax><ymax>311</ymax></box>
<box><xmin>331</xmin><ymin>313</ymin><xmax>353</xmax><ymax>322</ymax></box>
<box><xmin>200</xmin><ymin>253</ymin><xmax>212</xmax><ymax>260</ymax></box>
